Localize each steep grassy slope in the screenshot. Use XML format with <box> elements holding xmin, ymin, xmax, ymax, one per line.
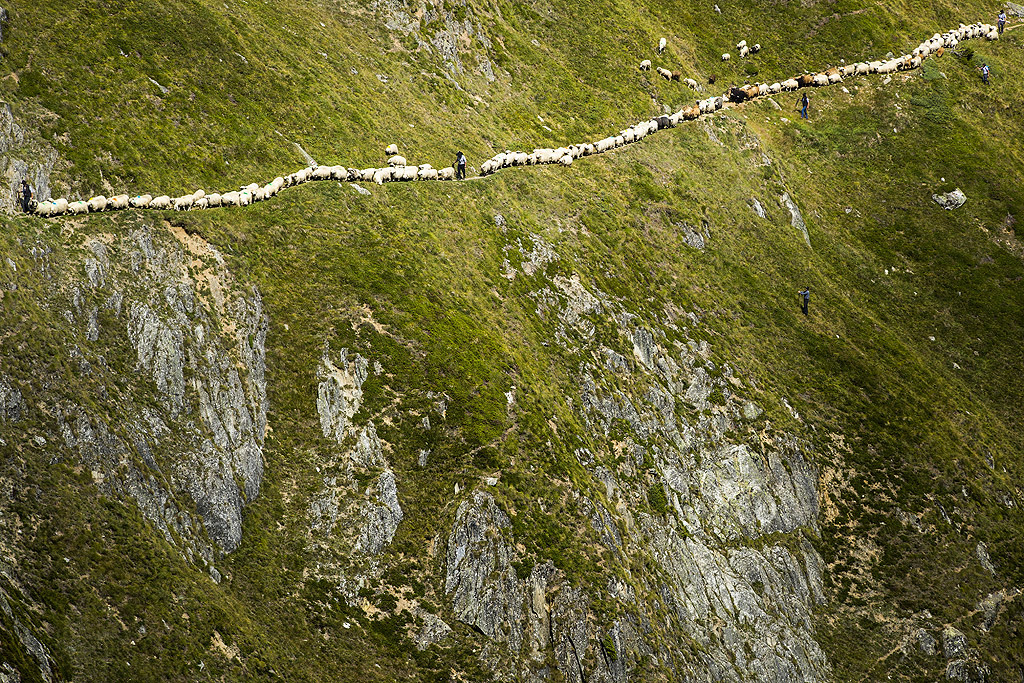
<box><xmin>1</xmin><ymin>0</ymin><xmax>1023</xmax><ymax>681</ymax></box>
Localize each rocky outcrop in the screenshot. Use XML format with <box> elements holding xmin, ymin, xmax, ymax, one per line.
<box><xmin>441</xmin><ymin>227</ymin><xmax>831</xmax><ymax>681</ymax></box>
<box><xmin>5</xmin><ymin>221</ymin><xmax>267</xmax><ymax>571</ymax></box>
<box><xmin>0</xmin><ymin>101</ymin><xmax>58</xmax><ymax>213</ymax></box>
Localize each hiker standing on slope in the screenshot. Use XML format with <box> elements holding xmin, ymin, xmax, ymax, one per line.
<box><xmin>998</xmin><ymin>9</ymin><xmax>1006</xmax><ymax>34</ymax></box>
<box><xmin>800</xmin><ymin>92</ymin><xmax>809</xmax><ymax>120</ymax></box>
<box><xmin>455</xmin><ymin>151</ymin><xmax>467</xmax><ymax>180</ymax></box>
<box><xmin>980</xmin><ymin>63</ymin><xmax>990</xmax><ymax>84</ymax></box>
<box><xmin>798</xmin><ymin>287</ymin><xmax>810</xmax><ymax>316</ymax></box>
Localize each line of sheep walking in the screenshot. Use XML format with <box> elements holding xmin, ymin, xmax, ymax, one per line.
<box><xmin>723</xmin><ymin>21</ymin><xmax>999</xmax><ymax>105</ymax></box>
<box><xmin>30</xmin><ymin>20</ymin><xmax>1003</xmax><ymax>219</ymax></box>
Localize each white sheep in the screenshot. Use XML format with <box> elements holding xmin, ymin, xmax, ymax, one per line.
<box><xmin>221</xmin><ymin>191</ymin><xmax>240</xmax><ymax>207</ymax></box>
<box><xmin>769</xmin><ymin>82</ymin><xmax>782</xmax><ymax>94</ymax></box>
<box><xmin>192</xmin><ymin>189</ymin><xmax>206</xmax><ymax>201</ymax></box>
<box><xmin>194</xmin><ymin>197</ymin><xmax>209</xmax><ymax>210</ymax></box>
<box><xmin>736</xmin><ymin>40</ymin><xmax>747</xmax><ymax>49</ymax></box>
<box><xmin>385</xmin><ymin>144</ymin><xmax>399</xmax><ymax>155</ymax></box>
<box><xmin>640</xmin><ymin>59</ymin><xmax>652</xmax><ymax>71</ymax></box>
<box><xmin>53</xmin><ymin>198</ymin><xmax>69</xmax><ymax>214</ymax></box>
<box><xmin>417</xmin><ymin>167</ymin><xmax>438</xmax><ymax>180</ymax></box>
<box><xmin>437</xmin><ymin>167</ymin><xmax>455</xmax><ymax>180</ymax></box>
<box><xmin>388</xmin><ymin>155</ymin><xmax>407</xmax><ymax>167</ymax></box>
<box><xmin>722</xmin><ymin>53</ymin><xmax>730</xmax><ymax>61</ymax></box>
<box><xmin>827</xmin><ymin>70</ymin><xmax>842</xmax><ymax>83</ymax></box>
<box><xmin>658</xmin><ymin>37</ymin><xmax>667</xmax><ymax>53</ymax></box>
<box><xmin>34</xmin><ymin>201</ymin><xmax>53</xmax><ymax>216</ymax></box>
<box><xmin>68</xmin><ymin>200</ymin><xmax>89</xmax><ymax>215</ymax></box>
<box><xmin>739</xmin><ymin>45</ymin><xmax>750</xmax><ymax>58</ymax></box>
<box><xmin>986</xmin><ymin>30</ymin><xmax>999</xmax><ymax>40</ymax></box>
<box><xmin>684</xmin><ymin>77</ymin><xmax>699</xmax><ymax>89</ymax></box>
<box><xmin>130</xmin><ymin>194</ymin><xmax>152</xmax><ymax>209</ymax></box>
<box><xmin>238</xmin><ymin>190</ymin><xmax>252</xmax><ymax>206</ymax></box>
<box><xmin>88</xmin><ymin>196</ymin><xmax>107</xmax><ymax>212</ymax></box>
<box><xmin>558</xmin><ymin>154</ymin><xmax>573</xmax><ymax>166</ymax></box>
<box><xmin>373</xmin><ymin>168</ymin><xmax>393</xmax><ymax>184</ymax></box>
<box><xmin>781</xmin><ymin>78</ymin><xmax>800</xmax><ymax>91</ymax></box>
<box><xmin>173</xmin><ymin>195</ymin><xmax>193</xmax><ymax>211</ymax></box>
<box><xmin>812</xmin><ymin>73</ymin><xmax>829</xmax><ymax>86</ymax></box>
<box><xmin>657</xmin><ymin>66</ymin><xmax>673</xmax><ymax>80</ymax></box>
<box><xmin>312</xmin><ymin>166</ymin><xmax>332</xmax><ymax>180</ymax></box>
<box><xmin>207</xmin><ymin>193</ymin><xmax>222</xmax><ymax>207</ymax></box>
<box><xmin>108</xmin><ymin>194</ymin><xmax>129</xmax><ymax>210</ymax></box>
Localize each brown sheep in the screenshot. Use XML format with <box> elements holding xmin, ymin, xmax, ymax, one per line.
<box><xmin>671</xmin><ymin>71</ymin><xmax>682</xmax><ymax>81</ymax></box>
<box><xmin>797</xmin><ymin>73</ymin><xmax>815</xmax><ymax>87</ymax></box>
<box><xmin>708</xmin><ymin>74</ymin><xmax>717</xmax><ymax>85</ymax></box>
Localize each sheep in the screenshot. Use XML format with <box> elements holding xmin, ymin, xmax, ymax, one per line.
<box><xmin>238</xmin><ymin>190</ymin><xmax>253</xmax><ymax>207</ymax></box>
<box><xmin>130</xmin><ymin>194</ymin><xmax>152</xmax><ymax>209</ymax></box>
<box><xmin>935</xmin><ymin>46</ymin><xmax>944</xmax><ymax>57</ymax></box>
<box><xmin>385</xmin><ymin>144</ymin><xmax>399</xmax><ymax>155</ymax></box>
<box><xmin>708</xmin><ymin>74</ymin><xmax>717</xmax><ymax>84</ymax></box>
<box><xmin>812</xmin><ymin>73</ymin><xmax>829</xmax><ymax>86</ymax></box>
<box><xmin>655</xmin><ymin>115</ymin><xmax>672</xmax><ymax>129</ymax></box>
<box><xmin>220</xmin><ymin>191</ymin><xmax>239</xmax><ymax>207</ymax></box>
<box><xmin>986</xmin><ymin>30</ymin><xmax>999</xmax><ymax>40</ymax></box>
<box><xmin>108</xmin><ymin>194</ymin><xmax>129</xmax><ymax>210</ymax></box>
<box><xmin>682</xmin><ymin>104</ymin><xmax>701</xmax><ymax>120</ymax></box>
<box><xmin>729</xmin><ymin>86</ymin><xmax>752</xmax><ymax>102</ymax></box>
<box><xmin>418</xmin><ymin>167</ymin><xmax>438</xmax><ymax>180</ymax></box>
<box><xmin>558</xmin><ymin>154</ymin><xmax>573</xmax><ymax>166</ymax></box>
<box><xmin>194</xmin><ymin>197</ymin><xmax>209</xmax><ymax>210</ymax></box>
<box><xmin>712</xmin><ymin>96</ymin><xmax>723</xmax><ymax>110</ymax></box>
<box><xmin>657</xmin><ymin>66</ymin><xmax>673</xmax><ymax>80</ymax></box>
<box><xmin>736</xmin><ymin>40</ymin><xmax>747</xmax><ymax>49</ymax></box>
<box><xmin>53</xmin><ymin>198</ymin><xmax>69</xmax><ymax>214</ymax></box>
<box><xmin>751</xmin><ymin>43</ymin><xmax>761</xmax><ymax>54</ymax></box>
<box><xmin>658</xmin><ymin>37</ymin><xmax>667</xmax><ymax>53</ymax></box>
<box><xmin>400</xmin><ymin>166</ymin><xmax>419</xmax><ymax>181</ymax></box>
<box><xmin>293</xmin><ymin>168</ymin><xmax>311</xmax><ymax>184</ymax></box>
<box><xmin>839</xmin><ymin>64</ymin><xmax>856</xmax><ymax>77</ymax></box>
<box><xmin>192</xmin><ymin>189</ymin><xmax>206</xmax><ymax>201</ymax></box>
<box><xmin>312</xmin><ymin>166</ymin><xmax>332</xmax><ymax>180</ymax></box>
<box><xmin>207</xmin><ymin>193</ymin><xmax>222</xmax><ymax>208</ymax></box>
<box><xmin>480</xmin><ymin>160</ymin><xmax>495</xmax><ymax>175</ymax></box>
<box><xmin>722</xmin><ymin>53</ymin><xmax>731</xmax><ymax>61</ymax></box>
<box><xmin>438</xmin><ymin>167</ymin><xmax>455</xmax><ymax>180</ymax></box>
<box><xmin>769</xmin><ymin>82</ymin><xmax>782</xmax><ymax>94</ymax></box>
<box><xmin>34</xmin><ymin>201</ymin><xmax>53</xmax><ymax>216</ymax></box>
<box><xmin>684</xmin><ymin>77</ymin><xmax>699</xmax><ymax>89</ymax></box>
<box><xmin>373</xmin><ymin>168</ymin><xmax>393</xmax><ymax>184</ymax></box>
<box><xmin>670</xmin><ymin>70</ymin><xmax>682</xmax><ymax>81</ymax></box>
<box><xmin>242</xmin><ymin>182</ymin><xmax>260</xmax><ymax>193</ymax></box>
<box><xmin>254</xmin><ymin>188</ymin><xmax>266</xmax><ymax>202</ymax></box>
<box><xmin>640</xmin><ymin>59</ymin><xmax>652</xmax><ymax>71</ymax></box>
<box><xmin>68</xmin><ymin>200</ymin><xmax>90</xmax><ymax>215</ymax></box>
<box><xmin>854</xmin><ymin>62</ymin><xmax>871</xmax><ymax>76</ymax></box>
<box><xmin>359</xmin><ymin>168</ymin><xmax>376</xmax><ymax>182</ymax></box>
<box><xmin>781</xmin><ymin>78</ymin><xmax>799</xmax><ymax>91</ymax></box>
<box><xmin>796</xmin><ymin>73</ymin><xmax>815</xmax><ymax>87</ymax></box>
<box><xmin>827</xmin><ymin>69</ymin><xmax>843</xmax><ymax>83</ymax></box>
<box><xmin>739</xmin><ymin>45</ymin><xmax>750</xmax><ymax>58</ymax></box>
<box><xmin>87</xmin><ymin>196</ymin><xmax>107</xmax><ymax>212</ymax></box>
<box><xmin>173</xmin><ymin>195</ymin><xmax>193</xmax><ymax>211</ymax></box>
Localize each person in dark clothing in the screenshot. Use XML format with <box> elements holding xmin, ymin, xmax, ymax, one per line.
<box><xmin>980</xmin><ymin>63</ymin><xmax>990</xmax><ymax>84</ymax></box>
<box><xmin>800</xmin><ymin>93</ymin><xmax>809</xmax><ymax>119</ymax></box>
<box><xmin>798</xmin><ymin>287</ymin><xmax>810</xmax><ymax>315</ymax></box>
<box><xmin>998</xmin><ymin>10</ymin><xmax>1006</xmax><ymax>34</ymax></box>
<box><xmin>455</xmin><ymin>151</ymin><xmax>467</xmax><ymax>180</ymax></box>
<box><xmin>18</xmin><ymin>179</ymin><xmax>32</xmax><ymax>213</ymax></box>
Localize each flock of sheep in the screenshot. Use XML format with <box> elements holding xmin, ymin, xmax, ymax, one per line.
<box><xmin>30</xmin><ymin>20</ymin><xmax>1003</xmax><ymax>219</ymax></box>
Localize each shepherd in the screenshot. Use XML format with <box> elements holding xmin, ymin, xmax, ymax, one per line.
<box><xmin>798</xmin><ymin>287</ymin><xmax>810</xmax><ymax>316</ymax></box>
<box><xmin>455</xmin><ymin>151</ymin><xmax>467</xmax><ymax>180</ymax></box>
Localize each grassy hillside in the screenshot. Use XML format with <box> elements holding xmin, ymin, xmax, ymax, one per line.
<box><xmin>1</xmin><ymin>0</ymin><xmax>1023</xmax><ymax>680</ymax></box>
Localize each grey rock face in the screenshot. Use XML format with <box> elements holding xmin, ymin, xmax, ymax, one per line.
<box><xmin>918</xmin><ymin>628</ymin><xmax>938</xmax><ymax>655</ymax></box>
<box><xmin>0</xmin><ymin>374</ymin><xmax>25</xmax><ymax>422</ymax></box>
<box><xmin>750</xmin><ymin>197</ymin><xmax>767</xmax><ymax>218</ymax></box>
<box><xmin>933</xmin><ymin>188</ymin><xmax>967</xmax><ymax>210</ymax></box>
<box><xmin>445</xmin><ymin>490</ymin><xmax>525</xmax><ymax>652</ymax></box>
<box><xmin>0</xmin><ymin>102</ymin><xmax>58</xmax><ymax>213</ymax></box>
<box><xmin>13</xmin><ymin>223</ymin><xmax>268</xmax><ymax>565</ymax></box>
<box><xmin>356</xmin><ymin>468</ymin><xmax>403</xmax><ymax>555</ymax></box>
<box><xmin>781</xmin><ymin>192</ymin><xmax>811</xmax><ymax>246</ymax></box>
<box><xmin>975</xmin><ymin>542</ymin><xmax>996</xmax><ymax>575</ymax></box>
<box><xmin>317</xmin><ymin>348</ymin><xmax>369</xmax><ymax>444</ymax></box>
<box><xmin>415</xmin><ymin>608</ymin><xmax>453</xmax><ymax>650</ymax></box>
<box><xmin>942</xmin><ymin>626</ymin><xmax>969</xmax><ymax>660</ymax></box>
<box><xmin>0</xmin><ymin>591</ymin><xmax>56</xmax><ymax>683</ymax></box>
